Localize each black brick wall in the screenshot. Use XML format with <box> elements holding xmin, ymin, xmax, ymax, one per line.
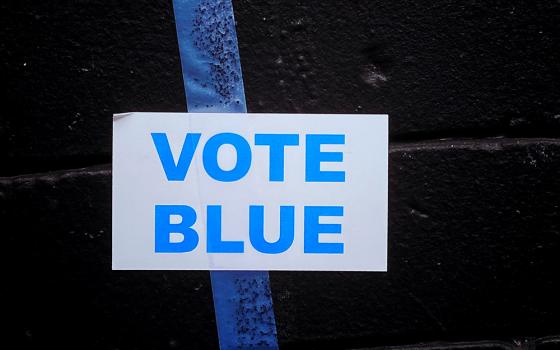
<box><xmin>1</xmin><ymin>0</ymin><xmax>559</xmax><ymax>349</ymax></box>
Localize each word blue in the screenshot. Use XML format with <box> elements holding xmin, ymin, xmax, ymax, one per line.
<box><xmin>155</xmin><ymin>205</ymin><xmax>344</xmax><ymax>254</ymax></box>
<box><xmin>151</xmin><ymin>133</ymin><xmax>345</xmax><ymax>182</ymax></box>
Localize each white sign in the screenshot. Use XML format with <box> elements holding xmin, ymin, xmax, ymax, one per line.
<box><xmin>112</xmin><ymin>112</ymin><xmax>388</xmax><ymax>271</ymax></box>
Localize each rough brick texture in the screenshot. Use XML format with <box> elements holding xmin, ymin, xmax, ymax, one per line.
<box><xmin>2</xmin><ymin>0</ymin><xmax>559</xmax><ymax>173</ymax></box>
<box><xmin>1</xmin><ymin>0</ymin><xmax>559</xmax><ymax>349</ymax></box>
<box><xmin>2</xmin><ymin>140</ymin><xmax>559</xmax><ymax>349</ymax></box>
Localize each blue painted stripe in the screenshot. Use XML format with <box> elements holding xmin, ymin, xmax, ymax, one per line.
<box><xmin>171</xmin><ymin>0</ymin><xmax>279</xmax><ymax>349</ymax></box>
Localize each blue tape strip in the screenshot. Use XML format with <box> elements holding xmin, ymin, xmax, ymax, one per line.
<box><xmin>173</xmin><ymin>0</ymin><xmax>246</xmax><ymax>113</ymax></box>
<box><xmin>171</xmin><ymin>0</ymin><xmax>279</xmax><ymax>349</ymax></box>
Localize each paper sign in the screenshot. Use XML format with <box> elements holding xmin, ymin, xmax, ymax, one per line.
<box><xmin>112</xmin><ymin>113</ymin><xmax>388</xmax><ymax>271</ymax></box>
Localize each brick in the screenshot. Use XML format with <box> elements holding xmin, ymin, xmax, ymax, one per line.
<box><xmin>1</xmin><ymin>166</ymin><xmax>218</xmax><ymax>349</ymax></box>
<box><xmin>2</xmin><ymin>1</ymin><xmax>559</xmax><ymax>175</ymax></box>
<box><xmin>1</xmin><ymin>139</ymin><xmax>558</xmax><ymax>348</ymax></box>
<box><xmin>272</xmin><ymin>139</ymin><xmax>560</xmax><ymax>347</ymax></box>
<box><xmin>0</xmin><ymin>0</ymin><xmax>185</xmax><ymax>175</ymax></box>
<box><xmin>235</xmin><ymin>0</ymin><xmax>560</xmax><ymax>138</ymax></box>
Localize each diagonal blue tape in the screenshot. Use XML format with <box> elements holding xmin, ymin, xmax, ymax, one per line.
<box><xmin>173</xmin><ymin>0</ymin><xmax>246</xmax><ymax>113</ymax></box>
<box><xmin>171</xmin><ymin>0</ymin><xmax>279</xmax><ymax>349</ymax></box>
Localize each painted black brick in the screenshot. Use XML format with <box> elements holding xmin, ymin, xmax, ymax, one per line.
<box><xmin>2</xmin><ymin>0</ymin><xmax>559</xmax><ymax>174</ymax></box>
<box><xmin>2</xmin><ymin>140</ymin><xmax>559</xmax><ymax>349</ymax></box>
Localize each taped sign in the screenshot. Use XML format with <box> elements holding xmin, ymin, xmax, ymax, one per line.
<box><xmin>112</xmin><ymin>113</ymin><xmax>388</xmax><ymax>271</ymax></box>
